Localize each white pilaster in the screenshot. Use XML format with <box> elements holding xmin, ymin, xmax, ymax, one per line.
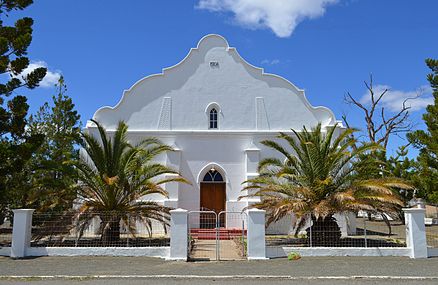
<box><xmin>245</xmin><ymin>144</ymin><xmax>260</xmax><ymax>174</ymax></box>
<box><xmin>244</xmin><ymin>142</ymin><xmax>260</xmax><ymax>203</ymax></box>
<box><xmin>403</xmin><ymin>208</ymin><xmax>427</xmax><ymax>259</ymax></box>
<box><xmin>163</xmin><ymin>174</ymin><xmax>180</xmax><ymax>207</ymax></box>
<box><xmin>168</xmin><ymin>208</ymin><xmax>188</xmax><ymax>261</ymax></box>
<box><xmin>166</xmin><ymin>144</ymin><xmax>181</xmax><ymax>171</ymax></box>
<box><xmin>11</xmin><ymin>209</ymin><xmax>34</xmax><ymax>258</ymax></box>
<box><xmin>164</xmin><ymin>144</ymin><xmax>181</xmax><ymax>208</ymax></box>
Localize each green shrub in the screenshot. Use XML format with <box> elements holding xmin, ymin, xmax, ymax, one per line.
<box><xmin>287</xmin><ymin>252</ymin><xmax>301</xmax><ymax>261</ymax></box>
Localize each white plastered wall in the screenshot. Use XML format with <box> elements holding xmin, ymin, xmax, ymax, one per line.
<box><xmin>85</xmin><ymin>34</ymin><xmax>344</xmax><ymax>234</ymax></box>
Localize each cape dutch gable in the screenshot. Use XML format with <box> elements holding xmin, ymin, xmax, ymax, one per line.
<box><xmin>89</xmin><ymin>34</ymin><xmax>338</xmax><ymax>132</ymax></box>
<box><xmin>87</xmin><ymin>34</ymin><xmax>343</xmax><ymax>234</ymax></box>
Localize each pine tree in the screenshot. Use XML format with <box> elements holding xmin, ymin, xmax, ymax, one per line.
<box><xmin>407</xmin><ymin>59</ymin><xmax>438</xmax><ymax>203</ymax></box>
<box><xmin>16</xmin><ymin>77</ymin><xmax>81</xmax><ymax>212</ymax></box>
<box><xmin>0</xmin><ymin>0</ymin><xmax>47</xmax><ymax>220</ymax></box>
<box><xmin>386</xmin><ymin>145</ymin><xmax>416</xmax><ymax>202</ymax></box>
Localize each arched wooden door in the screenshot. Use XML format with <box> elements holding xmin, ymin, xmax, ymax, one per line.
<box><xmin>200</xmin><ymin>169</ymin><xmax>226</xmax><ymax>228</ymax></box>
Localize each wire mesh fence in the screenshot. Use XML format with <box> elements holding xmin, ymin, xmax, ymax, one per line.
<box><xmin>426</xmin><ymin>204</ymin><xmax>438</xmax><ymax>248</ymax></box>
<box><xmin>426</xmin><ymin>204</ymin><xmax>438</xmax><ymax>219</ymax></box>
<box><xmin>266</xmin><ymin>215</ymin><xmax>295</xmax><ymax>235</ymax></box>
<box><xmin>0</xmin><ymin>215</ymin><xmax>12</xmax><ymax>247</ymax></box>
<box><xmin>266</xmin><ymin>213</ymin><xmax>406</xmax><ymax>248</ymax></box>
<box><xmin>426</xmin><ymin>226</ymin><xmax>438</xmax><ymax>248</ymax></box>
<box><xmin>31</xmin><ymin>212</ymin><xmax>170</xmax><ymax>247</ymax></box>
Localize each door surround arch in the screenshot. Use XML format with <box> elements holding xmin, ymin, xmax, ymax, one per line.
<box><xmin>196</xmin><ymin>162</ymin><xmax>228</xmax><ymax>184</ymax></box>
<box><xmin>198</xmin><ymin>163</ymin><xmax>227</xmax><ymax>227</ymax></box>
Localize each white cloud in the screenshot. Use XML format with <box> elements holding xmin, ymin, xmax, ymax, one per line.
<box><xmin>359</xmin><ymin>85</ymin><xmax>434</xmax><ymax>112</ymax></box>
<box><xmin>196</xmin><ymin>0</ymin><xmax>339</xmax><ymax>38</ymax></box>
<box><xmin>261</xmin><ymin>59</ymin><xmax>280</xmax><ymax>65</ymax></box>
<box><xmin>14</xmin><ymin>60</ymin><xmax>61</xmax><ymax>88</ymax></box>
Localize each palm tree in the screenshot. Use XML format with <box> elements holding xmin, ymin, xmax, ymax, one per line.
<box><xmin>75</xmin><ymin>120</ymin><xmax>188</xmax><ymax>244</ymax></box>
<box><xmin>241</xmin><ymin>124</ymin><xmax>412</xmax><ymax>244</ymax></box>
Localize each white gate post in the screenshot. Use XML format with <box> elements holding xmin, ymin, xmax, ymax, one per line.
<box><xmin>247</xmin><ymin>208</ymin><xmax>267</xmax><ymax>260</ymax></box>
<box><xmin>168</xmin><ymin>208</ymin><xmax>188</xmax><ymax>261</ymax></box>
<box><xmin>11</xmin><ymin>209</ymin><xmax>34</xmax><ymax>258</ymax></box>
<box><xmin>404</xmin><ymin>208</ymin><xmax>428</xmax><ymax>259</ymax></box>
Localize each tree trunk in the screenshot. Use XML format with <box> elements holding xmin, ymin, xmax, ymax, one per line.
<box><xmin>382</xmin><ymin>214</ymin><xmax>393</xmax><ymax>236</ymax></box>
<box><xmin>100</xmin><ymin>214</ymin><xmax>121</xmax><ymax>245</ymax></box>
<box><xmin>0</xmin><ymin>210</ymin><xmax>5</xmax><ymax>226</ymax></box>
<box><xmin>306</xmin><ymin>216</ymin><xmax>341</xmax><ymax>246</ymax></box>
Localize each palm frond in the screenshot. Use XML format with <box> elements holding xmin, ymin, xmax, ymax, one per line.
<box><xmin>242</xmin><ymin>123</ymin><xmax>408</xmax><ymax>224</ymax></box>
<box><xmin>75</xmin><ymin>120</ymin><xmax>189</xmax><ymax>240</ymax></box>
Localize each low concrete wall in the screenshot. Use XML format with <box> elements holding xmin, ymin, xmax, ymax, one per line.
<box><xmin>0</xmin><ymin>247</ymin><xmax>11</xmax><ymax>256</ymax></box>
<box><xmin>266</xmin><ymin>246</ymin><xmax>410</xmax><ymax>258</ymax></box>
<box><xmin>428</xmin><ymin>247</ymin><xmax>438</xmax><ymax>257</ymax></box>
<box><xmin>25</xmin><ymin>247</ymin><xmax>170</xmax><ymax>258</ymax></box>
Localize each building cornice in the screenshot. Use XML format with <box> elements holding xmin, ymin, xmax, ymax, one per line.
<box><xmin>84</xmin><ymin>126</ymin><xmax>344</xmax><ymax>136</ymax></box>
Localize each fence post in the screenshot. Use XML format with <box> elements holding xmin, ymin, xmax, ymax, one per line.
<box><xmin>403</xmin><ymin>208</ymin><xmax>427</xmax><ymax>259</ymax></box>
<box><xmin>363</xmin><ymin>217</ymin><xmax>367</xmax><ymax>248</ymax></box>
<box><xmin>11</xmin><ymin>209</ymin><xmax>34</xmax><ymax>258</ymax></box>
<box><xmin>247</xmin><ymin>209</ymin><xmax>267</xmax><ymax>260</ymax></box>
<box><xmin>168</xmin><ymin>208</ymin><xmax>188</xmax><ymax>261</ymax></box>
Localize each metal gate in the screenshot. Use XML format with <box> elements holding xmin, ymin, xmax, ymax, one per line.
<box><xmin>217</xmin><ymin>211</ymin><xmax>247</xmax><ymax>260</ymax></box>
<box><xmin>188</xmin><ymin>210</ymin><xmax>247</xmax><ymax>261</ymax></box>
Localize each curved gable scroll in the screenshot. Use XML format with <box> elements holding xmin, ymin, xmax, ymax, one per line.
<box><xmin>90</xmin><ymin>34</ymin><xmax>339</xmax><ymax>131</ymax></box>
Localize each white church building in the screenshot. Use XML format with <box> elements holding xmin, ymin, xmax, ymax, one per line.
<box><xmin>86</xmin><ymin>34</ymin><xmax>346</xmax><ymax>234</ymax></box>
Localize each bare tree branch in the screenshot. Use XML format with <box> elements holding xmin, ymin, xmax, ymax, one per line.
<box><xmin>343</xmin><ymin>75</ymin><xmax>420</xmax><ymax>150</ymax></box>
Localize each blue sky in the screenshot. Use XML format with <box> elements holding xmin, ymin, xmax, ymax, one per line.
<box><xmin>10</xmin><ymin>0</ymin><xmax>438</xmax><ymax>156</ymax></box>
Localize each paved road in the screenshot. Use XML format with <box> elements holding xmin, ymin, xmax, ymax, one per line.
<box><xmin>1</xmin><ymin>256</ymin><xmax>438</xmax><ymax>277</ymax></box>
<box><xmin>1</xmin><ymin>256</ymin><xmax>438</xmax><ymax>284</ymax></box>
<box><xmin>1</xmin><ymin>279</ymin><xmax>438</xmax><ymax>285</ymax></box>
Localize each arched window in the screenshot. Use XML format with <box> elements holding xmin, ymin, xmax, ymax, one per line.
<box><xmin>203</xmin><ymin>169</ymin><xmax>223</xmax><ymax>182</ymax></box>
<box><xmin>209</xmin><ymin>108</ymin><xmax>218</xmax><ymax>129</ymax></box>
